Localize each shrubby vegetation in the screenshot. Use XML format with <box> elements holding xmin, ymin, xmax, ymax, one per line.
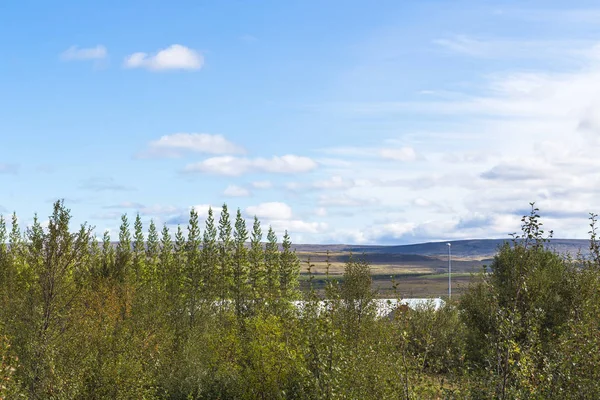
<box><xmin>0</xmin><ymin>201</ymin><xmax>599</xmax><ymax>399</ymax></box>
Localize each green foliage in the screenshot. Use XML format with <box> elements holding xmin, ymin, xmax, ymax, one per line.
<box><xmin>279</xmin><ymin>231</ymin><xmax>300</xmax><ymax>302</ymax></box>
<box><xmin>133</xmin><ymin>213</ymin><xmax>145</xmax><ymax>282</ymax></box>
<box><xmin>1</xmin><ymin>201</ymin><xmax>599</xmax><ymax>398</ymax></box>
<box><xmin>145</xmin><ymin>219</ymin><xmax>160</xmax><ymax>285</ymax></box>
<box><xmin>248</xmin><ymin>216</ymin><xmax>265</xmax><ymax>306</ymax></box>
<box><xmin>115</xmin><ymin>214</ymin><xmax>132</xmax><ymax>283</ymax></box>
<box><xmin>100</xmin><ymin>229</ymin><xmax>114</xmax><ymax>280</ymax></box>
<box><xmin>460</xmin><ymin>203</ymin><xmax>600</xmax><ymax>399</ymax></box>
<box><xmin>202</xmin><ymin>207</ymin><xmax>218</xmax><ymax>302</ymax></box>
<box><xmin>264</xmin><ymin>226</ymin><xmax>280</xmax><ymax>305</ymax></box>
<box><xmin>218</xmin><ymin>204</ymin><xmax>234</xmax><ymax>309</ymax></box>
<box><xmin>0</xmin><ymin>335</ymin><xmax>25</xmax><ymax>399</ymax></box>
<box><xmin>232</xmin><ymin>209</ymin><xmax>250</xmax><ymax>319</ymax></box>
<box><xmin>185</xmin><ymin>208</ymin><xmax>202</xmax><ymax>327</ymax></box>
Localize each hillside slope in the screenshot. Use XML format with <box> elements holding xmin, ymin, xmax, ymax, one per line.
<box><xmin>292</xmin><ymin>238</ymin><xmax>590</xmax><ymax>259</ymax></box>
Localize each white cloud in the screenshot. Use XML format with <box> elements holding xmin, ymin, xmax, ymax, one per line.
<box><xmin>269</xmin><ymin>219</ymin><xmax>328</xmax><ymax>235</ymax></box>
<box><xmin>92</xmin><ymin>211</ymin><xmax>123</xmax><ymax>220</ymax></box>
<box><xmin>140</xmin><ymin>133</ymin><xmax>245</xmax><ymax>158</ymax></box>
<box><xmin>412</xmin><ymin>198</ymin><xmax>431</xmax><ymax>208</ymax></box>
<box><xmin>80</xmin><ymin>177</ymin><xmax>133</xmax><ymax>192</ymax></box>
<box><xmin>325</xmin><ymin>229</ymin><xmax>370</xmax><ymax>244</ymax></box>
<box><xmin>433</xmin><ymin>35</ymin><xmax>590</xmax><ymax>59</ymax></box>
<box><xmin>379</xmin><ymin>146</ymin><xmax>418</xmax><ymax>161</ymax></box>
<box><xmin>104</xmin><ymin>202</ymin><xmax>145</xmax><ymax>209</ymax></box>
<box><xmin>323</xmin><ymin>211</ymin><xmax>522</xmax><ymax>245</ymax></box>
<box><xmin>103</xmin><ymin>202</ymin><xmax>179</xmax><ymax>216</ymax></box>
<box><xmin>251</xmin><ymin>180</ymin><xmax>272</xmax><ymax>189</ymax></box>
<box><xmin>315</xmin><ymin>207</ymin><xmax>327</xmax><ymax>217</ymax></box>
<box><xmin>412</xmin><ymin>198</ymin><xmax>455</xmax><ymax>214</ymax></box>
<box><xmin>61</xmin><ymin>45</ymin><xmax>107</xmax><ymax>61</ymax></box>
<box><xmin>140</xmin><ymin>205</ymin><xmax>180</xmax><ymax>216</ymax></box>
<box><xmin>223</xmin><ymin>185</ymin><xmax>251</xmax><ymax>197</ymax></box>
<box><xmin>183</xmin><ymin>155</ymin><xmax>318</xmax><ymax>176</ymax></box>
<box><xmin>162</xmin><ymin>204</ymin><xmax>225</xmax><ymax>227</ymax></box>
<box><xmin>316</xmin><ymin>145</ymin><xmax>418</xmax><ymax>162</ymax></box>
<box><xmin>191</xmin><ymin>204</ymin><xmax>222</xmax><ymax>217</ymax></box>
<box><xmin>246</xmin><ymin>202</ymin><xmax>293</xmax><ymax>220</ymax></box>
<box><xmin>312</xmin><ymin>176</ymin><xmax>356</xmax><ymax>190</ymax></box>
<box><xmin>318</xmin><ymin>193</ymin><xmax>378</xmax><ymax>207</ymax></box>
<box><xmin>297</xmin><ymin>37</ymin><xmax>600</xmax><ymax>243</ymax></box>
<box><xmin>284</xmin><ymin>176</ymin><xmax>372</xmax><ymax>193</ymax></box>
<box><xmin>124</xmin><ymin>44</ymin><xmax>203</xmax><ymax>71</ymax></box>
<box><xmin>285</xmin><ymin>182</ymin><xmax>303</xmax><ymax>191</ymax></box>
<box><xmin>372</xmin><ymin>221</ymin><xmax>418</xmax><ymax>240</ymax></box>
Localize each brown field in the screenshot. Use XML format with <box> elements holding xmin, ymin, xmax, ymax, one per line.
<box><xmin>296</xmin><ymin>251</ymin><xmax>488</xmax><ymax>298</ymax></box>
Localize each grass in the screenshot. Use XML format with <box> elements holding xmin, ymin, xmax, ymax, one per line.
<box><xmin>296</xmin><ymin>250</ymin><xmax>485</xmax><ymax>298</ymax></box>
<box><xmin>300</xmin><ymin>272</ymin><xmax>474</xmax><ymax>298</ymax></box>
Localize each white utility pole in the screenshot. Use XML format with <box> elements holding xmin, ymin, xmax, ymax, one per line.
<box><xmin>447</xmin><ymin>243</ymin><xmax>452</xmax><ymax>299</ymax></box>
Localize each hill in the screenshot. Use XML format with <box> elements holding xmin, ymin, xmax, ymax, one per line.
<box><xmin>292</xmin><ymin>238</ymin><xmax>591</xmax><ymax>260</ymax></box>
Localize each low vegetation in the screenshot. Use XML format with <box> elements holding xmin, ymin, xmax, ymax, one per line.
<box><xmin>0</xmin><ymin>201</ymin><xmax>599</xmax><ymax>399</ymax></box>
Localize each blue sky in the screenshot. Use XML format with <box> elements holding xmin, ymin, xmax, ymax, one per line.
<box><xmin>2</xmin><ymin>0</ymin><xmax>600</xmax><ymax>244</ymax></box>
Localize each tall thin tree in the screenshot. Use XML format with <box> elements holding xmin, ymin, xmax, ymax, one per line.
<box><xmin>185</xmin><ymin>208</ymin><xmax>202</xmax><ymax>327</ymax></box>
<box><xmin>146</xmin><ymin>219</ymin><xmax>160</xmax><ymax>287</ymax></box>
<box><xmin>115</xmin><ymin>214</ymin><xmax>132</xmax><ymax>284</ymax></box>
<box><xmin>279</xmin><ymin>230</ymin><xmax>301</xmax><ymax>301</ymax></box>
<box><xmin>218</xmin><ymin>204</ymin><xmax>234</xmax><ymax>308</ymax></box>
<box><xmin>202</xmin><ymin>207</ymin><xmax>218</xmax><ymax>303</ymax></box>
<box><xmin>132</xmin><ymin>213</ymin><xmax>145</xmax><ymax>283</ymax></box>
<box><xmin>248</xmin><ymin>216</ymin><xmax>265</xmax><ymax>306</ymax></box>
<box><xmin>233</xmin><ymin>208</ymin><xmax>250</xmax><ymax>319</ymax></box>
<box><xmin>264</xmin><ymin>226</ymin><xmax>280</xmax><ymax>305</ymax></box>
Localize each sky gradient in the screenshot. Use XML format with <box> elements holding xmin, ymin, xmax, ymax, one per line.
<box><xmin>2</xmin><ymin>0</ymin><xmax>600</xmax><ymax>244</ymax></box>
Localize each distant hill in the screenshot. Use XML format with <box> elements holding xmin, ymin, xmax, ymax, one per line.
<box><xmin>292</xmin><ymin>239</ymin><xmax>591</xmax><ymax>260</ymax></box>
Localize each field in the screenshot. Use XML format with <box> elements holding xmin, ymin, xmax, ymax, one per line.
<box><xmin>292</xmin><ymin>238</ymin><xmax>592</xmax><ymax>298</ymax></box>
<box><xmin>296</xmin><ymin>250</ymin><xmax>491</xmax><ymax>298</ymax></box>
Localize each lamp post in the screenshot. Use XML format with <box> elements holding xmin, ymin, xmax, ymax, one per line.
<box><xmin>447</xmin><ymin>243</ymin><xmax>452</xmax><ymax>299</ymax></box>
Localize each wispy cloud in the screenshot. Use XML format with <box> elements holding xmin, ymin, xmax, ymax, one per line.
<box><xmin>0</xmin><ymin>163</ymin><xmax>19</xmax><ymax>174</ymax></box>
<box><xmin>138</xmin><ymin>133</ymin><xmax>245</xmax><ymax>158</ymax></box>
<box><xmin>223</xmin><ymin>185</ymin><xmax>251</xmax><ymax>197</ymax></box>
<box><xmin>35</xmin><ymin>165</ymin><xmax>55</xmax><ymax>173</ymax></box>
<box><xmin>433</xmin><ymin>35</ymin><xmax>590</xmax><ymax>60</ymax></box>
<box><xmin>480</xmin><ymin>164</ymin><xmax>549</xmax><ymax>181</ymax></box>
<box><xmin>45</xmin><ymin>197</ymin><xmax>85</xmax><ymax>204</ymax></box>
<box><xmin>183</xmin><ymin>155</ymin><xmax>318</xmax><ymax>176</ymax></box>
<box><xmin>240</xmin><ymin>34</ymin><xmax>258</xmax><ymax>43</ymax></box>
<box><xmin>316</xmin><ymin>145</ymin><xmax>420</xmax><ymax>162</ymax></box>
<box><xmin>104</xmin><ymin>202</ymin><xmax>145</xmax><ymax>210</ymax></box>
<box><xmin>245</xmin><ymin>202</ymin><xmax>328</xmax><ymax>235</ymax></box>
<box><xmin>60</xmin><ymin>45</ymin><xmax>107</xmax><ymax>61</ymax></box>
<box><xmin>251</xmin><ymin>180</ymin><xmax>273</xmax><ymax>189</ymax></box>
<box><xmin>79</xmin><ymin>177</ymin><xmax>134</xmax><ymax>192</ymax></box>
<box><xmin>318</xmin><ymin>193</ymin><xmax>378</xmax><ymax>207</ymax></box>
<box><xmin>124</xmin><ymin>44</ymin><xmax>203</xmax><ymax>71</ymax></box>
<box><xmin>379</xmin><ymin>146</ymin><xmax>418</xmax><ymax>161</ymax></box>
<box><xmin>165</xmin><ymin>204</ymin><xmax>223</xmax><ymax>226</ymax></box>
<box><xmin>246</xmin><ymin>202</ymin><xmax>293</xmax><ymax>220</ymax></box>
<box><xmin>103</xmin><ymin>202</ymin><xmax>179</xmax><ymax>216</ymax></box>
<box><xmin>312</xmin><ymin>176</ymin><xmax>357</xmax><ymax>190</ymax></box>
<box><xmin>294</xmin><ymin>32</ymin><xmax>600</xmax><ymax>243</ymax></box>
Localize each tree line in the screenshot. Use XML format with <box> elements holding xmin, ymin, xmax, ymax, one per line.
<box><xmin>0</xmin><ymin>201</ymin><xmax>599</xmax><ymax>399</ymax></box>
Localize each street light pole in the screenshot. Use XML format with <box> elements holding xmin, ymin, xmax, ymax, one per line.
<box><xmin>447</xmin><ymin>243</ymin><xmax>452</xmax><ymax>299</ymax></box>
